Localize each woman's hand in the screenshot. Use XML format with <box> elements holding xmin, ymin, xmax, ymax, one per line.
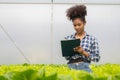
<box><xmin>73</xmin><ymin>46</ymin><xmax>90</xmax><ymax>57</ymax></box>
<box><xmin>73</xmin><ymin>46</ymin><xmax>84</xmax><ymax>54</ymax></box>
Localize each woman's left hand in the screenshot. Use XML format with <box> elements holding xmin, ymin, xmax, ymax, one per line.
<box><xmin>73</xmin><ymin>46</ymin><xmax>84</xmax><ymax>54</ymax></box>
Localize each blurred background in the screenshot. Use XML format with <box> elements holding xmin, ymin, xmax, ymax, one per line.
<box><xmin>0</xmin><ymin>0</ymin><xmax>120</xmax><ymax>64</ymax></box>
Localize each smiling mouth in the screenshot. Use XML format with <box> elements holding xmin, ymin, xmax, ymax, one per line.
<box><xmin>76</xmin><ymin>30</ymin><xmax>81</xmax><ymax>32</ymax></box>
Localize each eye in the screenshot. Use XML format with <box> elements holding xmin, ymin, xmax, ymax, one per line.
<box><xmin>73</xmin><ymin>24</ymin><xmax>76</xmax><ymax>27</ymax></box>
<box><xmin>78</xmin><ymin>23</ymin><xmax>81</xmax><ymax>26</ymax></box>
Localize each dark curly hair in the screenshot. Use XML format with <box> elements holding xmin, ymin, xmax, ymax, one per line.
<box><xmin>66</xmin><ymin>5</ymin><xmax>87</xmax><ymax>22</ymax></box>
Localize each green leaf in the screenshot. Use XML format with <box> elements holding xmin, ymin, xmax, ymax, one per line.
<box><xmin>5</xmin><ymin>71</ymin><xmax>16</xmax><ymax>80</ymax></box>
<box><xmin>44</xmin><ymin>72</ymin><xmax>57</xmax><ymax>80</ymax></box>
<box><xmin>0</xmin><ymin>75</ymin><xmax>7</xmax><ymax>80</ymax></box>
<box><xmin>76</xmin><ymin>71</ymin><xmax>93</xmax><ymax>80</ymax></box>
<box><xmin>13</xmin><ymin>69</ymin><xmax>37</xmax><ymax>80</ymax></box>
<box><xmin>113</xmin><ymin>73</ymin><xmax>120</xmax><ymax>80</ymax></box>
<box><xmin>38</xmin><ymin>68</ymin><xmax>45</xmax><ymax>78</ymax></box>
<box><xmin>94</xmin><ymin>77</ymin><xmax>108</xmax><ymax>80</ymax></box>
<box><xmin>12</xmin><ymin>72</ymin><xmax>26</xmax><ymax>80</ymax></box>
<box><xmin>58</xmin><ymin>74</ymin><xmax>73</xmax><ymax>80</ymax></box>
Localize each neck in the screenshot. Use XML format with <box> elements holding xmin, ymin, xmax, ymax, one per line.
<box><xmin>76</xmin><ymin>31</ymin><xmax>85</xmax><ymax>37</ymax></box>
<box><xmin>75</xmin><ymin>31</ymin><xmax>85</xmax><ymax>40</ymax></box>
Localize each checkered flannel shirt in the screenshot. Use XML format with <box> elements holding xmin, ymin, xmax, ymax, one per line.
<box><xmin>65</xmin><ymin>32</ymin><xmax>100</xmax><ymax>62</ymax></box>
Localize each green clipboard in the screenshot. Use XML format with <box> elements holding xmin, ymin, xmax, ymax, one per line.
<box><xmin>60</xmin><ymin>39</ymin><xmax>80</xmax><ymax>57</ymax></box>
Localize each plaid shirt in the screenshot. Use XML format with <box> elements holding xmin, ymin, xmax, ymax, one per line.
<box><xmin>65</xmin><ymin>32</ymin><xmax>100</xmax><ymax>63</ymax></box>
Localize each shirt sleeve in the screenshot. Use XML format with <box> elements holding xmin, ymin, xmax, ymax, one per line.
<box><xmin>89</xmin><ymin>38</ymin><xmax>100</xmax><ymax>62</ymax></box>
<box><xmin>65</xmin><ymin>56</ymin><xmax>71</xmax><ymax>60</ymax></box>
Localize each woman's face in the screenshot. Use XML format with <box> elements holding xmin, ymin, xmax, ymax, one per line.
<box><xmin>72</xmin><ymin>18</ymin><xmax>86</xmax><ymax>34</ymax></box>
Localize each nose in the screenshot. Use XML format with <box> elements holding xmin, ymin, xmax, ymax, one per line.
<box><xmin>75</xmin><ymin>25</ymin><xmax>79</xmax><ymax>30</ymax></box>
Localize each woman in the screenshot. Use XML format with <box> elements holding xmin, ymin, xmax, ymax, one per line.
<box><xmin>65</xmin><ymin>5</ymin><xmax>100</xmax><ymax>72</ymax></box>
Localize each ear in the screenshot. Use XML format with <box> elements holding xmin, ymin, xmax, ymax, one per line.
<box><xmin>83</xmin><ymin>22</ymin><xmax>86</xmax><ymax>26</ymax></box>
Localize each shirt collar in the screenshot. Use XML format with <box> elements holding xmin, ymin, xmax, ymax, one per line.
<box><xmin>73</xmin><ymin>31</ymin><xmax>88</xmax><ymax>39</ymax></box>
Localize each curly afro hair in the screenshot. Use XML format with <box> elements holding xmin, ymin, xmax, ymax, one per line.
<box><xmin>66</xmin><ymin>5</ymin><xmax>87</xmax><ymax>22</ymax></box>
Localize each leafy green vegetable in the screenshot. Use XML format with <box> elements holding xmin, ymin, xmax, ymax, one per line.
<box><xmin>0</xmin><ymin>64</ymin><xmax>120</xmax><ymax>80</ymax></box>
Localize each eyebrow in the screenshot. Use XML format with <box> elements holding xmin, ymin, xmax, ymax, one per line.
<box><xmin>73</xmin><ymin>23</ymin><xmax>81</xmax><ymax>26</ymax></box>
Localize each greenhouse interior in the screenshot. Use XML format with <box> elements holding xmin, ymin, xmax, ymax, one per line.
<box><xmin>0</xmin><ymin>0</ymin><xmax>120</xmax><ymax>80</ymax></box>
